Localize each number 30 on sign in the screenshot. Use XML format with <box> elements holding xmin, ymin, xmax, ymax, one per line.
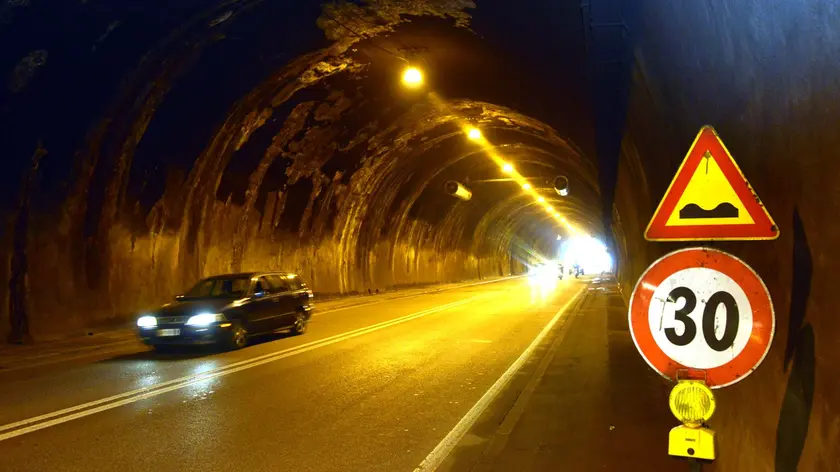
<box><xmin>628</xmin><ymin>247</ymin><xmax>775</xmax><ymax>388</ymax></box>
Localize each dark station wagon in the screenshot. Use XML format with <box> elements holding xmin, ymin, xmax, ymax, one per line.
<box><xmin>136</xmin><ymin>272</ymin><xmax>313</xmax><ymax>351</ymax></box>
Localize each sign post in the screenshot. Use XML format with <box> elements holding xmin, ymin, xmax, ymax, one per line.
<box><xmin>632</xmin><ymin>125</ymin><xmax>778</xmax><ymax>466</ymax></box>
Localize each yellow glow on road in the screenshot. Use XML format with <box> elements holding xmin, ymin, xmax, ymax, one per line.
<box><xmin>527</xmin><ymin>263</ymin><xmax>565</xmax><ymax>303</ymax></box>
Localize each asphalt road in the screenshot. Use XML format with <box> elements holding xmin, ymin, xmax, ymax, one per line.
<box><xmin>0</xmin><ymin>276</ymin><xmax>586</xmax><ymax>472</ymax></box>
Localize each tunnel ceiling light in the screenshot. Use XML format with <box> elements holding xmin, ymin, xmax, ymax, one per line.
<box><xmin>467</xmin><ymin>127</ymin><xmax>482</xmax><ymax>140</ymax></box>
<box><xmin>522</xmin><ymin>182</ymin><xmax>532</xmax><ymax>190</ymax></box>
<box><xmin>502</xmin><ymin>162</ymin><xmax>514</xmax><ymax>174</ymax></box>
<box><xmin>401</xmin><ymin>66</ymin><xmax>424</xmax><ymax>88</ymax></box>
<box><xmin>538</xmin><ymin>196</ymin><xmax>546</xmax><ymax>203</ymax></box>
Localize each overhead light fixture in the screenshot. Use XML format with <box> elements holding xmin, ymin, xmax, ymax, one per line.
<box><xmin>538</xmin><ymin>196</ymin><xmax>546</xmax><ymax>203</ymax></box>
<box><xmin>502</xmin><ymin>163</ymin><xmax>514</xmax><ymax>174</ymax></box>
<box><xmin>444</xmin><ymin>180</ymin><xmax>473</xmax><ymax>201</ymax></box>
<box><xmin>467</xmin><ymin>127</ymin><xmax>482</xmax><ymax>140</ymax></box>
<box><xmin>522</xmin><ymin>182</ymin><xmax>532</xmax><ymax>190</ymax></box>
<box><xmin>401</xmin><ymin>66</ymin><xmax>424</xmax><ymax>88</ymax></box>
<box><xmin>553</xmin><ymin>176</ymin><xmax>570</xmax><ymax>197</ymax></box>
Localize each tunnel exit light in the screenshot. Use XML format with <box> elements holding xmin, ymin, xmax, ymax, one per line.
<box><xmin>560</xmin><ymin>237</ymin><xmax>612</xmax><ymax>274</ymax></box>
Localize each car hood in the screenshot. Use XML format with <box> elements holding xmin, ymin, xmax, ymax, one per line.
<box><xmin>154</xmin><ymin>298</ymin><xmax>241</xmax><ymax>316</ymax></box>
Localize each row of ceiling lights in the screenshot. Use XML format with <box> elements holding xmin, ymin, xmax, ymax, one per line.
<box><xmin>322</xmin><ymin>12</ymin><xmax>586</xmax><ymax>244</ymax></box>
<box><xmin>400</xmin><ymin>66</ymin><xmax>582</xmax><ymax>237</ymax></box>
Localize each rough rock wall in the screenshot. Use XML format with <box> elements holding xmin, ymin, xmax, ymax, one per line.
<box><xmin>613</xmin><ymin>1</ymin><xmax>840</xmax><ymax>469</ymax></box>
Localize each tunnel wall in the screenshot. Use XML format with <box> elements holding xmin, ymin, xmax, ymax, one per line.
<box><xmin>15</xmin><ymin>211</ymin><xmax>500</xmax><ymax>340</ymax></box>
<box><xmin>1</xmin><ymin>2</ymin><xmax>600</xmax><ymax>342</ymax></box>
<box><xmin>612</xmin><ymin>1</ymin><xmax>840</xmax><ymax>469</ymax></box>
<box><xmin>5</xmin><ymin>171</ymin><xmax>520</xmax><ymax>342</ymax></box>
<box><xmin>0</xmin><ymin>62</ymin><xmax>536</xmax><ymax>342</ymax></box>
<box><xmin>3</xmin><ymin>2</ymin><xmax>575</xmax><ymax>342</ymax></box>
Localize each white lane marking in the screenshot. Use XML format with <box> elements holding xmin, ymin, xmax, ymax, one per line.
<box><xmin>0</xmin><ymin>295</ymin><xmax>487</xmax><ymax>442</ymax></box>
<box><xmin>311</xmin><ymin>275</ymin><xmax>522</xmax><ymax>317</ymax></box>
<box><xmin>0</xmin><ymin>277</ymin><xmax>522</xmax><ymax>373</ymax></box>
<box><xmin>413</xmin><ymin>287</ymin><xmax>586</xmax><ymax>472</ymax></box>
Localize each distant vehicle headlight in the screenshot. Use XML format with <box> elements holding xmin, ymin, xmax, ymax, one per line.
<box><xmin>185</xmin><ymin>313</ymin><xmax>227</xmax><ymax>327</ymax></box>
<box><xmin>137</xmin><ymin>315</ymin><xmax>157</xmax><ymax>328</ymax></box>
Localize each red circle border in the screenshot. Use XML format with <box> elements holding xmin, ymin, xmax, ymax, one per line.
<box><xmin>628</xmin><ymin>247</ymin><xmax>775</xmax><ymax>388</ymax></box>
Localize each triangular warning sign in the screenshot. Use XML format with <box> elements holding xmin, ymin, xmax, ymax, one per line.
<box><xmin>645</xmin><ymin>125</ymin><xmax>779</xmax><ymax>241</ymax></box>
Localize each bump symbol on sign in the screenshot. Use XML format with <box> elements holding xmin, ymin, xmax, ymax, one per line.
<box><xmin>668</xmin><ymin>150</ymin><xmax>749</xmax><ymax>226</ymax></box>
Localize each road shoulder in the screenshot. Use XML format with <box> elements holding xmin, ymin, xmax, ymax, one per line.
<box><xmin>436</xmin><ymin>278</ymin><xmax>682</xmax><ymax>471</ymax></box>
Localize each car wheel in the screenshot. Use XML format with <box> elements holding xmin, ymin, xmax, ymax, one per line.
<box><xmin>291</xmin><ymin>310</ymin><xmax>308</xmax><ymax>335</ymax></box>
<box><xmin>227</xmin><ymin>322</ymin><xmax>248</xmax><ymax>350</ymax></box>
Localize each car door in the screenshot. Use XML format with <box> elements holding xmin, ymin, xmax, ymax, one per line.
<box><xmin>245</xmin><ymin>276</ymin><xmax>278</xmax><ymax>334</ymax></box>
<box><xmin>266</xmin><ymin>275</ymin><xmax>297</xmax><ymax>329</ymax></box>
<box><xmin>286</xmin><ymin>275</ymin><xmax>312</xmax><ymax>310</ymax></box>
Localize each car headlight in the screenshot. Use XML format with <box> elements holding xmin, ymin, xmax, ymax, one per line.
<box><xmin>137</xmin><ymin>315</ymin><xmax>157</xmax><ymax>328</ymax></box>
<box><xmin>185</xmin><ymin>313</ymin><xmax>227</xmax><ymax>327</ymax></box>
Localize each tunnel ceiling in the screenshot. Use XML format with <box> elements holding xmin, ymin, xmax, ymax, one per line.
<box><xmin>2</xmin><ymin>0</ymin><xmax>602</xmax><ymax>296</ymax></box>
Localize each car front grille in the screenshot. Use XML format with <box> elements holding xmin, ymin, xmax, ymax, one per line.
<box><xmin>157</xmin><ymin>316</ymin><xmax>188</xmax><ymax>325</ymax></box>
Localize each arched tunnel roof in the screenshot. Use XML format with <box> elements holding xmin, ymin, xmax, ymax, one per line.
<box><xmin>2</xmin><ymin>0</ymin><xmax>603</xmax><ymax>299</ymax></box>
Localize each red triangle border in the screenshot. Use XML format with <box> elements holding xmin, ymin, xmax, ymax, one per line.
<box><xmin>645</xmin><ymin>126</ymin><xmax>778</xmax><ymax>241</ymax></box>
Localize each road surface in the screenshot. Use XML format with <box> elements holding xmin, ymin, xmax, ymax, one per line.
<box><xmin>0</xmin><ymin>277</ymin><xmax>589</xmax><ymax>472</ymax></box>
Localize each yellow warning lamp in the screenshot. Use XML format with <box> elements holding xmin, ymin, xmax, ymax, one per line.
<box><xmin>668</xmin><ymin>379</ymin><xmax>717</xmax><ymax>461</ymax></box>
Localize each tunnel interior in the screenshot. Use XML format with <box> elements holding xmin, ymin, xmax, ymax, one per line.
<box><xmin>2</xmin><ymin>0</ymin><xmax>840</xmax><ymax>470</ymax></box>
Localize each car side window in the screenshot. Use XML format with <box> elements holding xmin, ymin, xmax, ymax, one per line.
<box><xmin>287</xmin><ymin>276</ymin><xmax>303</xmax><ymax>291</ymax></box>
<box><xmin>253</xmin><ymin>276</ymin><xmax>274</xmax><ymax>295</ymax></box>
<box><xmin>267</xmin><ymin>275</ymin><xmax>291</xmax><ymax>293</ymax></box>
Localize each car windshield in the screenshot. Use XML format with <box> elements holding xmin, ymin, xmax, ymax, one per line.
<box><xmin>182</xmin><ymin>276</ymin><xmax>251</xmax><ymax>299</ymax></box>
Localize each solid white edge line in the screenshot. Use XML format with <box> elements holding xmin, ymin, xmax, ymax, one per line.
<box><xmin>0</xmin><ymin>295</ymin><xmax>484</xmax><ymax>439</ymax></box>
<box><xmin>311</xmin><ymin>275</ymin><xmax>521</xmax><ymax>317</ymax></box>
<box><xmin>0</xmin><ymin>276</ymin><xmax>521</xmax><ymax>372</ymax></box>
<box><xmin>0</xmin><ymin>295</ymin><xmax>486</xmax><ymax>442</ymax></box>
<box><xmin>412</xmin><ymin>286</ymin><xmax>586</xmax><ymax>472</ymax></box>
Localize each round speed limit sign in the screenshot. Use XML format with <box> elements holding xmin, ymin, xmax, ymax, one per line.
<box><xmin>629</xmin><ymin>247</ymin><xmax>775</xmax><ymax>388</ymax></box>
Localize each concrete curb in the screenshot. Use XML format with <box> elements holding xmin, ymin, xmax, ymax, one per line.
<box><xmin>468</xmin><ymin>290</ymin><xmax>591</xmax><ymax>471</ymax></box>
